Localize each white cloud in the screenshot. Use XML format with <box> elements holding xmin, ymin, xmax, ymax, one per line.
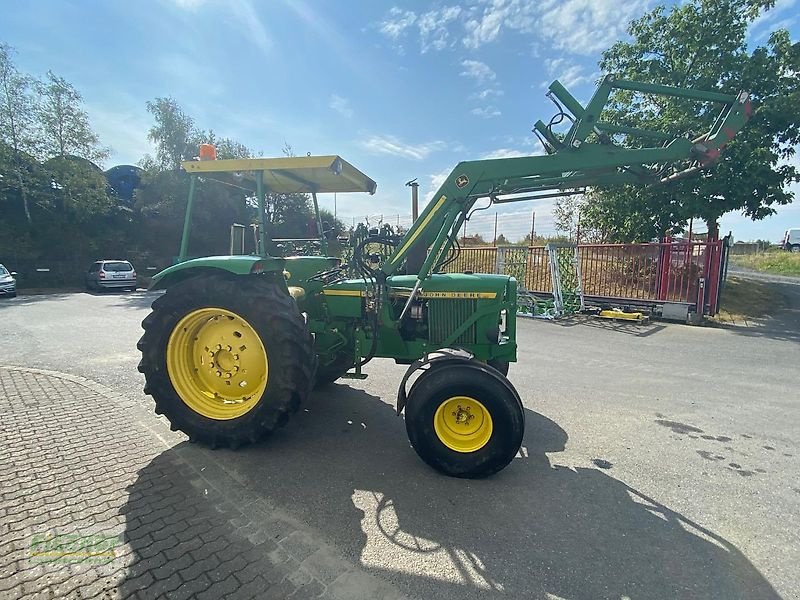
<box><xmin>230</xmin><ymin>0</ymin><xmax>273</xmax><ymax>55</ymax></box>
<box><xmin>471</xmin><ymin>106</ymin><xmax>502</xmax><ymax>119</ymax></box>
<box><xmin>360</xmin><ymin>135</ymin><xmax>446</xmax><ymax>160</ymax></box>
<box><xmin>379</xmin><ymin>7</ymin><xmax>417</xmax><ymax>39</ymax></box>
<box><xmin>544</xmin><ymin>58</ymin><xmax>597</xmax><ymax>89</ymax></box>
<box><xmin>418</xmin><ymin>6</ymin><xmax>462</xmax><ymax>52</ymax></box>
<box><xmin>426</xmin><ymin>166</ymin><xmax>454</xmax><ymax>202</ymax></box>
<box><xmin>172</xmin><ymin>0</ymin><xmax>273</xmax><ymax>55</ymax></box>
<box><xmin>471</xmin><ymin>88</ymin><xmax>504</xmax><ymax>101</ymax></box>
<box><xmin>460</xmin><ymin>59</ymin><xmax>496</xmax><ymax>83</ymax></box>
<box><xmin>379</xmin><ymin>5</ymin><xmax>463</xmax><ymax>52</ymax></box>
<box><xmin>535</xmin><ymin>0</ymin><xmax>653</xmax><ymax>55</ymax></box>
<box><xmin>171</xmin><ymin>0</ymin><xmax>207</xmax><ymax>8</ymax></box>
<box><xmin>461</xmin><ymin>61</ymin><xmax>502</xmax><ymax>116</ymax></box>
<box><xmin>329</xmin><ymin>94</ymin><xmax>353</xmax><ymax>118</ymax></box>
<box><xmin>463</xmin><ymin>0</ymin><xmax>533</xmax><ymax>49</ymax></box>
<box><xmin>749</xmin><ymin>0</ymin><xmax>798</xmax><ymax>40</ymax></box>
<box><xmin>482</xmin><ymin>148</ymin><xmax>527</xmax><ymax>159</ymax></box>
<box><xmin>377</xmin><ymin>0</ymin><xmax>655</xmax><ymax>56</ymax></box>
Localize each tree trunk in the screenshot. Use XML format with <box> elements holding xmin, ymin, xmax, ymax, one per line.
<box><xmin>706</xmin><ymin>219</ymin><xmax>719</xmax><ymax>241</ymax></box>
<box><xmin>14</xmin><ymin>167</ymin><xmax>31</xmax><ymax>223</ymax></box>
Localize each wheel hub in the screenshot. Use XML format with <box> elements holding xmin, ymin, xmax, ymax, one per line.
<box><xmin>452</xmin><ymin>405</ymin><xmax>476</xmax><ymax>426</ymax></box>
<box><xmin>166</xmin><ymin>308</ymin><xmax>268</xmax><ymax>420</ymax></box>
<box><xmin>434</xmin><ymin>396</ymin><xmax>493</xmax><ymax>453</ymax></box>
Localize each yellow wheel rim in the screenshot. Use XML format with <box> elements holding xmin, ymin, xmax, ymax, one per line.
<box><xmin>433</xmin><ymin>396</ymin><xmax>493</xmax><ymax>453</ymax></box>
<box><xmin>166</xmin><ymin>308</ymin><xmax>268</xmax><ymax>420</ymax></box>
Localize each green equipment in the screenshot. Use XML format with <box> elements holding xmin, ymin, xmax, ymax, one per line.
<box><xmin>137</xmin><ymin>74</ymin><xmax>751</xmax><ymax>478</ymax></box>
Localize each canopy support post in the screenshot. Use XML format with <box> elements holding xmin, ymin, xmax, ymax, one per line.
<box><xmin>178</xmin><ymin>175</ymin><xmax>197</xmax><ymax>262</ymax></box>
<box><xmin>256</xmin><ymin>172</ymin><xmax>269</xmax><ymax>257</ymax></box>
<box><xmin>311</xmin><ymin>192</ymin><xmax>328</xmax><ymax>255</ymax></box>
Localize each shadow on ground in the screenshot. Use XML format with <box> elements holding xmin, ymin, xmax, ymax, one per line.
<box><xmin>0</xmin><ymin>292</ymin><xmax>83</xmax><ymax>307</ymax></box>
<box><xmin>123</xmin><ymin>383</ymin><xmax>781</xmax><ymax>600</ymax></box>
<box><xmin>553</xmin><ymin>314</ymin><xmax>669</xmax><ymax>337</ymax></box>
<box><xmin>714</xmin><ymin>281</ymin><xmax>800</xmax><ymax>344</ymax></box>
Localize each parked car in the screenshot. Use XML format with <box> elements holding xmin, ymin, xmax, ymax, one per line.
<box><xmin>85</xmin><ymin>260</ymin><xmax>137</xmax><ymax>292</ymax></box>
<box><xmin>0</xmin><ymin>264</ymin><xmax>17</xmax><ymax>298</ymax></box>
<box><xmin>782</xmin><ymin>228</ymin><xmax>800</xmax><ymax>252</ymax></box>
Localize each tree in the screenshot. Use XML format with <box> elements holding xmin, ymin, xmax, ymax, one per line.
<box><xmin>0</xmin><ymin>43</ymin><xmax>39</xmax><ymax>222</ymax></box>
<box><xmin>319</xmin><ymin>208</ymin><xmax>346</xmax><ymax>238</ymax></box>
<box><xmin>45</xmin><ymin>156</ymin><xmax>112</xmax><ymax>220</ymax></box>
<box><xmin>584</xmin><ymin>0</ymin><xmax>800</xmax><ymax>240</ymax></box>
<box><xmin>553</xmin><ymin>195</ymin><xmax>581</xmax><ymax>240</ymax></box>
<box><xmin>38</xmin><ymin>71</ymin><xmax>109</xmax><ymax>163</ymax></box>
<box><xmin>145</xmin><ymin>97</ymin><xmax>195</xmax><ymax>170</ymax></box>
<box><xmin>496</xmin><ymin>233</ymin><xmax>510</xmax><ymax>246</ymax></box>
<box><xmin>461</xmin><ymin>233</ymin><xmax>488</xmax><ymax>246</ymax></box>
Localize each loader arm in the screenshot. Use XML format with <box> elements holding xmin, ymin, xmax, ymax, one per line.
<box><xmin>383</xmin><ymin>74</ymin><xmax>752</xmax><ymax>282</ymax></box>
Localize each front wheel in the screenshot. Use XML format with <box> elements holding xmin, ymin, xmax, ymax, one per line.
<box><xmin>487</xmin><ymin>358</ymin><xmax>510</xmax><ymax>377</ymax></box>
<box><xmin>137</xmin><ymin>273</ymin><xmax>315</xmax><ymax>448</ymax></box>
<box><xmin>404</xmin><ymin>362</ymin><xmax>524</xmax><ymax>478</ymax></box>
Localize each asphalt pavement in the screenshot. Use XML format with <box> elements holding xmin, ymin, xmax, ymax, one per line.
<box><xmin>1</xmin><ymin>288</ymin><xmax>798</xmax><ymax>599</ymax></box>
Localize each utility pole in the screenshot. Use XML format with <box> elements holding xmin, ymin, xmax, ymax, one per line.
<box><xmin>530</xmin><ymin>210</ymin><xmax>536</xmax><ymax>245</ymax></box>
<box><xmin>406</xmin><ymin>178</ymin><xmax>419</xmax><ymax>222</ymax></box>
<box><xmin>493</xmin><ymin>213</ymin><xmax>498</xmax><ymax>246</ymax></box>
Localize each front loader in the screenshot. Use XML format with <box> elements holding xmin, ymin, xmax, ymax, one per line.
<box><xmin>138</xmin><ymin>74</ymin><xmax>751</xmax><ymax>478</ymax></box>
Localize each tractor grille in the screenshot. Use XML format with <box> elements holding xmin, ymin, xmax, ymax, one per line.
<box><xmin>428</xmin><ymin>299</ymin><xmax>477</xmax><ymax>345</ymax></box>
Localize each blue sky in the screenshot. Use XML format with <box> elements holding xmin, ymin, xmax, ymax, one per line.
<box><xmin>2</xmin><ymin>0</ymin><xmax>798</xmax><ymax>242</ymax></box>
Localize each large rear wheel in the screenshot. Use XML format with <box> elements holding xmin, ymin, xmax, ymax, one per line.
<box><xmin>137</xmin><ymin>273</ymin><xmax>314</xmax><ymax>448</ymax></box>
<box><xmin>404</xmin><ymin>362</ymin><xmax>524</xmax><ymax>478</ymax></box>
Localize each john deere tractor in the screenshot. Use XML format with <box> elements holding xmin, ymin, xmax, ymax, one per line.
<box><xmin>138</xmin><ymin>75</ymin><xmax>751</xmax><ymax>478</ymax></box>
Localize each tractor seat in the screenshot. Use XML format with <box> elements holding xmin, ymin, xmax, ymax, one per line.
<box><xmin>288</xmin><ymin>286</ymin><xmax>306</xmax><ymax>301</ymax></box>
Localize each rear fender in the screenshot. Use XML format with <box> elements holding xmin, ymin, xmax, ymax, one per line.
<box><xmin>149</xmin><ymin>256</ymin><xmax>285</xmax><ymax>290</ymax></box>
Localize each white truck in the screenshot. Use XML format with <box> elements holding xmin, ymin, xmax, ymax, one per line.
<box><xmin>783</xmin><ymin>228</ymin><xmax>800</xmax><ymax>252</ymax></box>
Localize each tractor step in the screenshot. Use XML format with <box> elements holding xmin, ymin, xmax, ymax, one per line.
<box><xmin>341</xmin><ymin>372</ymin><xmax>368</xmax><ymax>380</ymax></box>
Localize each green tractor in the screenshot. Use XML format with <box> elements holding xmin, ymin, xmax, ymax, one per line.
<box><xmin>138</xmin><ymin>75</ymin><xmax>751</xmax><ymax>478</ymax></box>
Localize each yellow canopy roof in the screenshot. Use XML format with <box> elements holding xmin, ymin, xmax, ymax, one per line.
<box><xmin>181</xmin><ymin>155</ymin><xmax>377</xmax><ymax>195</ymax></box>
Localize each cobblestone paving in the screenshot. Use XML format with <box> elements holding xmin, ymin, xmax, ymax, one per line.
<box><xmin>0</xmin><ymin>366</ymin><xmax>406</xmax><ymax>600</ymax></box>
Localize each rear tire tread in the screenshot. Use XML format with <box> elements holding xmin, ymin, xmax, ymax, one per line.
<box><xmin>137</xmin><ymin>273</ymin><xmax>315</xmax><ymax>449</ymax></box>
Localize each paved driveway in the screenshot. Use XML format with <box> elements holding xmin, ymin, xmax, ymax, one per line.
<box><xmin>1</xmin><ymin>289</ymin><xmax>797</xmax><ymax>599</ymax></box>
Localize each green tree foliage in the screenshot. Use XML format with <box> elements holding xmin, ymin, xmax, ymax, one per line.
<box><xmin>461</xmin><ymin>233</ymin><xmax>488</xmax><ymax>246</ymax></box>
<box><xmin>145</xmin><ymin>97</ymin><xmax>195</xmax><ymax>170</ymax></box>
<box><xmin>319</xmin><ymin>208</ymin><xmax>346</xmax><ymax>238</ymax></box>
<box><xmin>38</xmin><ymin>71</ymin><xmax>109</xmax><ymax>163</ymax></box>
<box><xmin>1</xmin><ymin>44</ymin><xmax>115</xmax><ymax>264</ymax></box>
<box><xmin>582</xmin><ymin>0</ymin><xmax>800</xmax><ymax>241</ymax></box>
<box><xmin>136</xmin><ymin>97</ymin><xmax>318</xmax><ymax>258</ymax></box>
<box><xmin>0</xmin><ymin>43</ymin><xmax>40</xmax><ymax>222</ymax></box>
<box><xmin>553</xmin><ymin>195</ymin><xmax>581</xmax><ymax>239</ymax></box>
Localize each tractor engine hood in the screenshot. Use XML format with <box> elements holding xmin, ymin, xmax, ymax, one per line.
<box><xmin>386</xmin><ymin>273</ymin><xmax>512</xmax><ymax>299</ymax></box>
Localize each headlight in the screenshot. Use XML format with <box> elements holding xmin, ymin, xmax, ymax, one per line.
<box><xmin>499</xmin><ymin>309</ymin><xmax>507</xmax><ymax>334</ymax></box>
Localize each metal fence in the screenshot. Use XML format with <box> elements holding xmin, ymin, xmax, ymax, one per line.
<box><xmin>442</xmin><ymin>240</ymin><xmax>727</xmax><ymax>315</ymax></box>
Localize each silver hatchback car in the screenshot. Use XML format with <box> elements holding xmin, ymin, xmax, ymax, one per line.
<box><xmin>85</xmin><ymin>260</ymin><xmax>137</xmax><ymax>292</ymax></box>
<box><xmin>0</xmin><ymin>264</ymin><xmax>17</xmax><ymax>298</ymax></box>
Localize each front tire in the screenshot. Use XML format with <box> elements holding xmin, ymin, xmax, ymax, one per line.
<box><xmin>137</xmin><ymin>273</ymin><xmax>315</xmax><ymax>448</ymax></box>
<box><xmin>405</xmin><ymin>362</ymin><xmax>524</xmax><ymax>478</ymax></box>
<box><xmin>487</xmin><ymin>358</ymin><xmax>510</xmax><ymax>377</ymax></box>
